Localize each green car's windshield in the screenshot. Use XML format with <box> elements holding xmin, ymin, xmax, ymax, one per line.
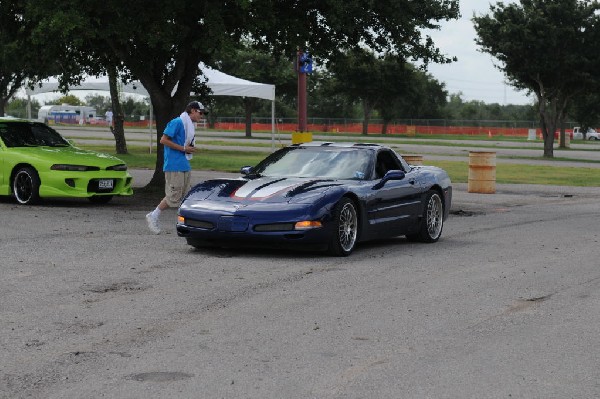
<box><xmin>0</xmin><ymin>122</ymin><xmax>70</xmax><ymax>148</ymax></box>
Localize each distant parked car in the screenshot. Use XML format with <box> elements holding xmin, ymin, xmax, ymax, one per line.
<box><xmin>572</xmin><ymin>127</ymin><xmax>600</xmax><ymax>140</ymax></box>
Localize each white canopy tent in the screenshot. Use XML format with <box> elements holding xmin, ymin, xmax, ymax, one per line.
<box><xmin>25</xmin><ymin>63</ymin><xmax>277</xmax><ymax>149</ymax></box>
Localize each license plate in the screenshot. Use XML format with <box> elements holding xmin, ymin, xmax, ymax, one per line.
<box><xmin>98</xmin><ymin>179</ymin><xmax>113</xmax><ymax>189</ymax></box>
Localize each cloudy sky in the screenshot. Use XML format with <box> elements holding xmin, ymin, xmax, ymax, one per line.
<box><xmin>425</xmin><ymin>0</ymin><xmax>533</xmax><ymax>105</ymax></box>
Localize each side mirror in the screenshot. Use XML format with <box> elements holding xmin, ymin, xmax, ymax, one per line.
<box><xmin>372</xmin><ymin>170</ymin><xmax>405</xmax><ymax>190</ymax></box>
<box><xmin>384</xmin><ymin>170</ymin><xmax>405</xmax><ymax>181</ymax></box>
<box><xmin>240</xmin><ymin>166</ymin><xmax>253</xmax><ymax>176</ymax></box>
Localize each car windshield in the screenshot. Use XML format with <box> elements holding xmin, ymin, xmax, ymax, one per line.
<box><xmin>0</xmin><ymin>122</ymin><xmax>70</xmax><ymax>148</ymax></box>
<box><xmin>254</xmin><ymin>147</ymin><xmax>372</xmax><ymax>180</ymax></box>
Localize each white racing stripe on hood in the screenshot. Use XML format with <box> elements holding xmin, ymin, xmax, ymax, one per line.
<box><xmin>232</xmin><ymin>178</ymin><xmax>304</xmax><ymax>200</ymax></box>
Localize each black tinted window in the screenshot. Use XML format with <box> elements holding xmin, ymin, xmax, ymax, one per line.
<box><xmin>0</xmin><ymin>122</ymin><xmax>69</xmax><ymax>147</ymax></box>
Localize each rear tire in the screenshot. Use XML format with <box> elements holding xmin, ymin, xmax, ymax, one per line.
<box><xmin>407</xmin><ymin>190</ymin><xmax>444</xmax><ymax>243</ymax></box>
<box><xmin>327</xmin><ymin>197</ymin><xmax>358</xmax><ymax>256</ymax></box>
<box><xmin>13</xmin><ymin>167</ymin><xmax>40</xmax><ymax>205</ymax></box>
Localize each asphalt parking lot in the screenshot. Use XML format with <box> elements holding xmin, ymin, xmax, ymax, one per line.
<box><xmin>1</xmin><ymin>171</ymin><xmax>599</xmax><ymax>398</ymax></box>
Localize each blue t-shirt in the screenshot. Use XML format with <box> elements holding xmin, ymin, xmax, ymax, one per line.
<box><xmin>162</xmin><ymin>117</ymin><xmax>191</xmax><ymax>172</ymax></box>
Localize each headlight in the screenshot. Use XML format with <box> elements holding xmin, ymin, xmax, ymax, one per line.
<box><xmin>51</xmin><ymin>164</ymin><xmax>100</xmax><ymax>171</ymax></box>
<box><xmin>107</xmin><ymin>164</ymin><xmax>128</xmax><ymax>171</ymax></box>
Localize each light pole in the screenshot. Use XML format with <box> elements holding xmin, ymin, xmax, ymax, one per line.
<box><xmin>293</xmin><ymin>50</ymin><xmax>313</xmax><ymax>144</ymax></box>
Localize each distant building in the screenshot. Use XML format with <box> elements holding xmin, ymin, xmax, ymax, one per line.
<box><xmin>38</xmin><ymin>105</ymin><xmax>97</xmax><ymax>124</ymax></box>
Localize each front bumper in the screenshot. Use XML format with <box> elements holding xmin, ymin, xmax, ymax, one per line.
<box><xmin>38</xmin><ymin>170</ymin><xmax>134</xmax><ymax>198</ymax></box>
<box><xmin>176</xmin><ymin>205</ymin><xmax>334</xmax><ymax>250</ymax></box>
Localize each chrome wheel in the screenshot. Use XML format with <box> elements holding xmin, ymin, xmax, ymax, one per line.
<box><xmin>425</xmin><ymin>193</ymin><xmax>443</xmax><ymax>241</ymax></box>
<box><xmin>338</xmin><ymin>202</ymin><xmax>358</xmax><ymax>252</ymax></box>
<box><xmin>407</xmin><ymin>190</ymin><xmax>444</xmax><ymax>243</ymax></box>
<box><xmin>328</xmin><ymin>198</ymin><xmax>358</xmax><ymax>256</ymax></box>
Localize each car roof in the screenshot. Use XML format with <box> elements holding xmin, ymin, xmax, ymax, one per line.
<box><xmin>292</xmin><ymin>141</ymin><xmax>385</xmax><ymax>149</ymax></box>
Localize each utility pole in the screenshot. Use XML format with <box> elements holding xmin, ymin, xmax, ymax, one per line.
<box><xmin>296</xmin><ymin>49</ymin><xmax>311</xmax><ymax>132</ymax></box>
<box><xmin>296</xmin><ymin>49</ymin><xmax>312</xmax><ymax>134</ymax></box>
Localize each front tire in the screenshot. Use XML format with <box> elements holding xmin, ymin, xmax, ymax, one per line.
<box><xmin>327</xmin><ymin>197</ymin><xmax>358</xmax><ymax>256</ymax></box>
<box><xmin>13</xmin><ymin>167</ymin><xmax>41</xmax><ymax>205</ymax></box>
<box><xmin>407</xmin><ymin>190</ymin><xmax>444</xmax><ymax>243</ymax></box>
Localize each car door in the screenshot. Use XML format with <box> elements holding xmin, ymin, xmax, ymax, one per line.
<box><xmin>365</xmin><ymin>150</ymin><xmax>423</xmax><ymax>237</ymax></box>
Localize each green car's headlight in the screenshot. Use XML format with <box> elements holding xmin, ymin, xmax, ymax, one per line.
<box><xmin>51</xmin><ymin>164</ymin><xmax>100</xmax><ymax>171</ymax></box>
<box><xmin>107</xmin><ymin>164</ymin><xmax>128</xmax><ymax>171</ymax></box>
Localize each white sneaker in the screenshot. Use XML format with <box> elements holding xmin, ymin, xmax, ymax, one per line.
<box><xmin>146</xmin><ymin>212</ymin><xmax>161</xmax><ymax>234</ymax></box>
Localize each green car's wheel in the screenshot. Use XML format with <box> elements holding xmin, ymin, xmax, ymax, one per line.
<box><xmin>327</xmin><ymin>197</ymin><xmax>358</xmax><ymax>256</ymax></box>
<box><xmin>13</xmin><ymin>166</ymin><xmax>41</xmax><ymax>205</ymax></box>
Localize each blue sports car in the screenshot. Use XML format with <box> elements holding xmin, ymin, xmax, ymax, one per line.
<box><xmin>176</xmin><ymin>142</ymin><xmax>452</xmax><ymax>256</ymax></box>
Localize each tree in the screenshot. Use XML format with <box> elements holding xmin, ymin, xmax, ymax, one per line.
<box><xmin>85</xmin><ymin>94</ymin><xmax>112</xmax><ymax>117</ymax></box>
<box><xmin>567</xmin><ymin>89</ymin><xmax>600</xmax><ymax>137</ymax></box>
<box><xmin>328</xmin><ymin>51</ymin><xmax>447</xmax><ymax>135</ymax></box>
<box><xmin>29</xmin><ymin>0</ymin><xmax>460</xmax><ymax>188</ymax></box>
<box><xmin>46</xmin><ymin>95</ymin><xmax>83</xmax><ymax>106</ymax></box>
<box><xmin>328</xmin><ymin>49</ymin><xmax>383</xmax><ymax>135</ymax></box>
<box><xmin>5</xmin><ymin>97</ymin><xmax>40</xmax><ymax>119</ymax></box>
<box><xmin>473</xmin><ymin>0</ymin><xmax>600</xmax><ymax>157</ymax></box>
<box><xmin>379</xmin><ymin>65</ymin><xmax>447</xmax><ymax>133</ymax></box>
<box><xmin>0</xmin><ymin>0</ymin><xmax>58</xmax><ymax>116</ymax></box>
<box><xmin>308</xmin><ymin>70</ymin><xmax>361</xmax><ymax>120</ymax></box>
<box><xmin>106</xmin><ymin>67</ymin><xmax>128</xmax><ymax>154</ymax></box>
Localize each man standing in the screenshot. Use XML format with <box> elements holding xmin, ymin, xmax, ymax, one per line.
<box><xmin>105</xmin><ymin>109</ymin><xmax>114</xmax><ymax>132</ymax></box>
<box><xmin>146</xmin><ymin>101</ymin><xmax>206</xmax><ymax>234</ymax></box>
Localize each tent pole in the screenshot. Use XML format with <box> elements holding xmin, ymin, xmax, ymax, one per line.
<box><xmin>149</xmin><ymin>102</ymin><xmax>153</xmax><ymax>154</ymax></box>
<box><xmin>271</xmin><ymin>99</ymin><xmax>275</xmax><ymax>152</ymax></box>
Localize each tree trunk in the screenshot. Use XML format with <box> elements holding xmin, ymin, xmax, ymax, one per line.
<box><xmin>381</xmin><ymin>120</ymin><xmax>389</xmax><ymax>135</ymax></box>
<box><xmin>537</xmin><ymin>91</ymin><xmax>556</xmax><ymax>158</ymax></box>
<box><xmin>108</xmin><ymin>68</ymin><xmax>128</xmax><ymax>154</ymax></box>
<box><xmin>536</xmin><ymin>83</ymin><xmax>571</xmax><ymax>158</ymax></box>
<box><xmin>0</xmin><ymin>76</ymin><xmax>23</xmax><ymax>117</ymax></box>
<box><xmin>362</xmin><ymin>100</ymin><xmax>372</xmax><ymax>135</ymax></box>
<box><xmin>559</xmin><ymin>127</ymin><xmax>567</xmax><ymax>149</ymax></box>
<box><xmin>539</xmin><ymin>113</ymin><xmax>556</xmax><ymax>158</ymax></box>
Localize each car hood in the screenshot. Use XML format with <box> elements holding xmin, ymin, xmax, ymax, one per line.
<box><xmin>186</xmin><ymin>176</ymin><xmax>342</xmax><ymax>204</ymax></box>
<box><xmin>7</xmin><ymin>145</ymin><xmax>126</xmax><ymax>167</ymax></box>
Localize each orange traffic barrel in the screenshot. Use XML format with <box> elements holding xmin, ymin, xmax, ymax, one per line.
<box><xmin>468</xmin><ymin>151</ymin><xmax>496</xmax><ymax>194</ymax></box>
<box><xmin>403</xmin><ymin>155</ymin><xmax>423</xmax><ymax>165</ymax></box>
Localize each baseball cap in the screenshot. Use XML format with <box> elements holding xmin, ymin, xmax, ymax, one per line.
<box><xmin>188</xmin><ymin>101</ymin><xmax>207</xmax><ymax>113</ymax></box>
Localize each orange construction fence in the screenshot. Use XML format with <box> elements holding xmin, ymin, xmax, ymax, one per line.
<box><xmin>59</xmin><ymin>119</ymin><xmax>543</xmax><ymax>137</ymax></box>
<box><xmin>212</xmin><ymin>122</ymin><xmax>539</xmax><ymax>137</ymax></box>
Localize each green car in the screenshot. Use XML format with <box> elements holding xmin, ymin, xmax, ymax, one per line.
<box><xmin>0</xmin><ymin>118</ymin><xmax>133</xmax><ymax>204</ymax></box>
